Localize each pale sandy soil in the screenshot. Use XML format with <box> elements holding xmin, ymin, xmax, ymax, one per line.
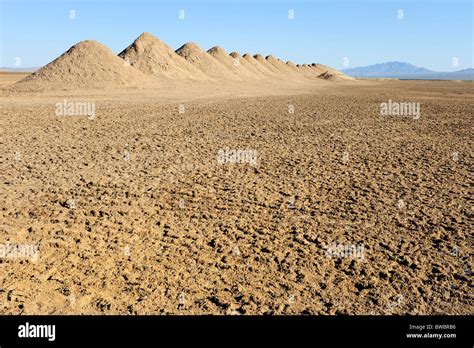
<box><xmin>0</xmin><ymin>78</ymin><xmax>472</xmax><ymax>314</ymax></box>
<box><xmin>0</xmin><ymin>72</ymin><xmax>29</xmax><ymax>88</ymax></box>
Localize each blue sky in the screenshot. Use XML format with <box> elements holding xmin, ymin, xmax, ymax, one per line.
<box><xmin>0</xmin><ymin>0</ymin><xmax>472</xmax><ymax>71</ymax></box>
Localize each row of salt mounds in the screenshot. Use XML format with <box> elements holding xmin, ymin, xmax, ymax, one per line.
<box><xmin>9</xmin><ymin>34</ymin><xmax>354</xmax><ymax>91</ymax></box>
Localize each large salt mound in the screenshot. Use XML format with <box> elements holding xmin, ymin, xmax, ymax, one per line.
<box><xmin>11</xmin><ymin>40</ymin><xmax>156</xmax><ymax>91</ymax></box>
<box><xmin>175</xmin><ymin>42</ymin><xmax>232</xmax><ymax>79</ymax></box>
<box><xmin>118</xmin><ymin>32</ymin><xmax>206</xmax><ymax>80</ymax></box>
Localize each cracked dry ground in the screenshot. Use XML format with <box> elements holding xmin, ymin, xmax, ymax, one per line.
<box><xmin>1</xmin><ymin>81</ymin><xmax>473</xmax><ymax>314</ymax></box>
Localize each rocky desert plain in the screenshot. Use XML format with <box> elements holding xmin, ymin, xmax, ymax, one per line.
<box><xmin>0</xmin><ymin>32</ymin><xmax>472</xmax><ymax>315</ymax></box>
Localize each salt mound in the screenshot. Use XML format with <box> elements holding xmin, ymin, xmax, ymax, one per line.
<box><xmin>309</xmin><ymin>63</ymin><xmax>323</xmax><ymax>75</ymax></box>
<box><xmin>253</xmin><ymin>54</ymin><xmax>280</xmax><ymax>76</ymax></box>
<box><xmin>317</xmin><ymin>71</ymin><xmax>353</xmax><ymax>81</ymax></box>
<box><xmin>230</xmin><ymin>52</ymin><xmax>267</xmax><ymax>78</ymax></box>
<box><xmin>119</xmin><ymin>32</ymin><xmax>206</xmax><ymax>80</ymax></box>
<box><xmin>315</xmin><ymin>63</ymin><xmax>354</xmax><ymax>81</ymax></box>
<box><xmin>311</xmin><ymin>63</ymin><xmax>340</xmax><ymax>75</ymax></box>
<box><xmin>265</xmin><ymin>55</ymin><xmax>295</xmax><ymax>75</ymax></box>
<box><xmin>208</xmin><ymin>46</ymin><xmax>238</xmax><ymax>69</ymax></box>
<box><xmin>207</xmin><ymin>46</ymin><xmax>252</xmax><ymax>79</ymax></box>
<box><xmin>301</xmin><ymin>63</ymin><xmax>316</xmax><ymax>73</ymax></box>
<box><xmin>12</xmin><ymin>40</ymin><xmax>156</xmax><ymax>91</ymax></box>
<box><xmin>242</xmin><ymin>54</ymin><xmax>276</xmax><ymax>77</ymax></box>
<box><xmin>175</xmin><ymin>43</ymin><xmax>231</xmax><ymax>78</ymax></box>
<box><xmin>266</xmin><ymin>55</ymin><xmax>281</xmax><ymax>67</ymax></box>
<box><xmin>318</xmin><ymin>71</ymin><xmax>335</xmax><ymax>80</ymax></box>
<box><xmin>229</xmin><ymin>52</ymin><xmax>241</xmax><ymax>59</ymax></box>
<box><xmin>207</xmin><ymin>46</ymin><xmax>228</xmax><ymax>59</ymax></box>
<box><xmin>293</xmin><ymin>63</ymin><xmax>322</xmax><ymax>79</ymax></box>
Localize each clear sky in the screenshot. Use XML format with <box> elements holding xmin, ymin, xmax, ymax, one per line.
<box><xmin>0</xmin><ymin>0</ymin><xmax>472</xmax><ymax>71</ymax></box>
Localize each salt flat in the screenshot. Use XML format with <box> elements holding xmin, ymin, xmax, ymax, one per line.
<box><xmin>1</xmin><ymin>77</ymin><xmax>472</xmax><ymax>314</ymax></box>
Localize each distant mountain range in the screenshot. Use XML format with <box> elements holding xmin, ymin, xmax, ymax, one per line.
<box><xmin>0</xmin><ymin>67</ymin><xmax>38</xmax><ymax>72</ymax></box>
<box><xmin>342</xmin><ymin>62</ymin><xmax>474</xmax><ymax>80</ymax></box>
